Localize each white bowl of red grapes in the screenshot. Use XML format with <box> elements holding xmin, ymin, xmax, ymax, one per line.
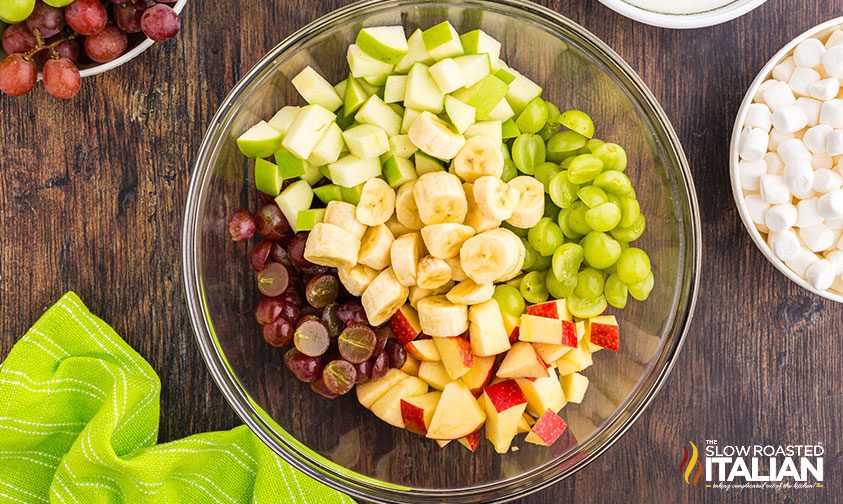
<box><xmin>0</xmin><ymin>0</ymin><xmax>184</xmax><ymax>99</ymax></box>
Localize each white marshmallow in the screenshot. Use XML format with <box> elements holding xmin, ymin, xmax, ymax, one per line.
<box><xmin>772</xmin><ymin>57</ymin><xmax>796</xmax><ymax>82</ymax></box>
<box><xmin>765</xmin><ymin>203</ymin><xmax>798</xmax><ymax>232</ymax></box>
<box><xmin>785</xmin><ymin>247</ymin><xmax>819</xmax><ymax>277</ymax></box>
<box><xmin>808</xmin><ymin>78</ymin><xmax>840</xmax><ymax>101</ymax></box>
<box><xmin>762</xmin><ymin>81</ymin><xmax>797</xmax><ymax>111</ymax></box>
<box><xmin>764</xmin><ymin>152</ymin><xmax>785</xmax><ymax>175</ymax></box>
<box><xmin>796</xmin><ymin>97</ymin><xmax>822</xmax><ymax>127</ymax></box>
<box><xmin>827</xmin><ymin>130</ymin><xmax>843</xmax><ymax>156</ymax></box>
<box><xmin>826</xmin><ymin>249</ymin><xmax>843</xmax><ymax>275</ymax></box>
<box><xmin>840</xmin><ymin>233</ymin><xmax>843</xmax><ymax>250</ymax></box>
<box><xmin>745</xmin><ymin>103</ymin><xmax>773</xmax><ymax>131</ymax></box>
<box><xmin>777</xmin><ymin>138</ymin><xmax>811</xmax><ymax>161</ymax></box>
<box><xmin>772</xmin><ymin>104</ymin><xmax>809</xmax><ymax>133</ymax></box>
<box><xmin>784</xmin><ymin>158</ymin><xmax>815</xmax><ymax>195</ymax></box>
<box><xmin>768</xmin><ymin>230</ymin><xmax>801</xmax><ymax>261</ymax></box>
<box><xmin>817</xmin><ymin>189</ymin><xmax>843</xmax><ymax>219</ymax></box>
<box><xmin>806</xmin><ymin>259</ymin><xmax>836</xmax><ymax>290</ymax></box>
<box><xmin>826</xmin><ymin>30</ymin><xmax>843</xmax><ymax>48</ymax></box>
<box><xmin>833</xmin><ymin>276</ymin><xmax>843</xmax><ymax>294</ymax></box>
<box><xmin>803</xmin><ymin>124</ymin><xmax>832</xmax><ymax>153</ymax></box>
<box><xmin>820</xmin><ymin>99</ymin><xmax>843</xmax><ymax>128</ymax></box>
<box><xmin>739</xmin><ymin>127</ymin><xmax>769</xmax><ymax>161</ymax></box>
<box><xmin>754</xmin><ymin>80</ymin><xmax>778</xmax><ymax>104</ymax></box>
<box><xmin>812</xmin><ymin>152</ymin><xmax>834</xmax><ymax>170</ymax></box>
<box><xmin>759</xmin><ymin>174</ymin><xmax>791</xmax><ymax>204</ymax></box>
<box><xmin>738</xmin><ymin>159</ymin><xmax>767</xmax><ymax>190</ymax></box>
<box><xmin>745</xmin><ymin>193</ymin><xmax>770</xmax><ymax>224</ymax></box>
<box><xmin>813</xmin><ymin>168</ymin><xmax>843</xmax><ymax>193</ymax></box>
<box><xmin>822</xmin><ymin>46</ymin><xmax>843</xmax><ymax>78</ymax></box>
<box><xmin>794</xmin><ymin>39</ymin><xmax>826</xmax><ymax>68</ymax></box>
<box><xmin>788</xmin><ymin>67</ymin><xmax>821</xmax><ymax>97</ymax></box>
<box><xmin>827</xmin><ymin>217</ymin><xmax>843</xmax><ymax>230</ymax></box>
<box><xmin>797</xmin><ymin>198</ymin><xmax>825</xmax><ymax>228</ymax></box>
<box><xmin>768</xmin><ymin>129</ymin><xmax>796</xmax><ymax>152</ymax></box>
<box><xmin>800</xmin><ymin>222</ymin><xmax>835</xmax><ymax>251</ymax></box>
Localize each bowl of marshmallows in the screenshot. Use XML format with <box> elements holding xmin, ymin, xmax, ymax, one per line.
<box><xmin>731</xmin><ymin>17</ymin><xmax>843</xmax><ymax>302</ymax></box>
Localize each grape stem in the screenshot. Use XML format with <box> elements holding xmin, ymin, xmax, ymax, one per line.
<box><xmin>23</xmin><ymin>31</ymin><xmax>78</xmax><ymax>61</ymax></box>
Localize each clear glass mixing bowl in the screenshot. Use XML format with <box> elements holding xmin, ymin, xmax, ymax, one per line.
<box><xmin>182</xmin><ymin>1</ymin><xmax>700</xmax><ymax>501</ymax></box>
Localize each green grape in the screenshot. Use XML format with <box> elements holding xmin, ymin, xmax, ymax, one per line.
<box><xmin>585</xmin><ymin>202</ymin><xmax>622</xmax><ymax>232</ymax></box>
<box><xmin>546</xmin><ymin>130</ymin><xmax>587</xmax><ymax>162</ymax></box>
<box><xmin>559</xmin><ymin>110</ymin><xmax>595</xmax><ymax>138</ymax></box>
<box><xmin>528</xmin><ymin>217</ymin><xmax>565</xmax><ymax>256</ymax></box>
<box><xmin>546</xmin><ymin>271</ymin><xmax>577</xmax><ymax>299</ymax></box>
<box><xmin>512</xmin><ymin>133</ymin><xmax>546</xmax><ymax>175</ymax></box>
<box><xmin>593</xmin><ymin>142</ymin><xmax>628</xmax><ymax>171</ymax></box>
<box><xmin>549</xmin><ymin>171</ymin><xmax>580</xmax><ymax>209</ymax></box>
<box><xmin>568</xmin><ymin>154</ymin><xmax>604</xmax><ymax>184</ymax></box>
<box><xmin>544</xmin><ymin>194</ymin><xmax>561</xmax><ymax>220</ymax></box>
<box><xmin>521</xmin><ymin>238</ymin><xmax>538</xmax><ymax>270</ymax></box>
<box><xmin>502</xmin><ymin>142</ymin><xmax>511</xmax><ymax>160</ymax></box>
<box><xmin>610</xmin><ymin>214</ymin><xmax>646</xmax><ymax>242</ymax></box>
<box><xmin>515</xmin><ymin>97</ymin><xmax>548</xmax><ymax>134</ymax></box>
<box><xmin>534</xmin><ymin>162</ymin><xmax>561</xmax><ymax>189</ymax></box>
<box><xmin>557</xmin><ymin>207</ymin><xmax>582</xmax><ymax>240</ymax></box>
<box><xmin>566</xmin><ymin>201</ymin><xmax>593</xmax><ymax>236</ymax></box>
<box><xmin>551</xmin><ymin>243</ymin><xmax>584</xmax><ymax>282</ymax></box>
<box><xmin>628</xmin><ymin>271</ymin><xmax>655</xmax><ymax>301</ymax></box>
<box><xmin>593</xmin><ymin>170</ymin><xmax>634</xmax><ymax>196</ymax></box>
<box><xmin>616</xmin><ymin>247</ymin><xmax>651</xmax><ymax>284</ymax></box>
<box><xmin>501</xmin><ymin>158</ymin><xmax>518</xmax><ymax>182</ymax></box>
<box><xmin>503</xmin><ymin>222</ymin><xmax>529</xmax><ymax>238</ymax></box>
<box><xmin>494</xmin><ymin>284</ymin><xmax>526</xmax><ymax>316</ymax></box>
<box><xmin>618</xmin><ymin>197</ymin><xmax>641</xmax><ymax>228</ymax></box>
<box><xmin>574</xmin><ymin>268</ymin><xmax>605</xmax><ymax>300</ymax></box>
<box><xmin>0</xmin><ymin>0</ymin><xmax>34</xmax><ymax>23</ymax></box>
<box><xmin>586</xmin><ymin>138</ymin><xmax>605</xmax><ymax>152</ymax></box>
<box><xmin>581</xmin><ymin>231</ymin><xmax>622</xmax><ymax>270</ymax></box>
<box><xmin>529</xmin><ymin>251</ymin><xmax>552</xmax><ymax>272</ymax></box>
<box><xmin>567</xmin><ymin>295</ymin><xmax>607</xmax><ymax>319</ymax></box>
<box><xmin>539</xmin><ymin>101</ymin><xmax>561</xmax><ymax>140</ymax></box>
<box><xmin>576</xmin><ymin>186</ymin><xmax>608</xmax><ymax>208</ymax></box>
<box><xmin>604</xmin><ymin>273</ymin><xmax>629</xmax><ymax>309</ymax></box>
<box><xmin>520</xmin><ymin>271</ymin><xmax>549</xmax><ymax>304</ymax></box>
<box><xmin>559</xmin><ymin>156</ymin><xmax>576</xmax><ymax>170</ymax></box>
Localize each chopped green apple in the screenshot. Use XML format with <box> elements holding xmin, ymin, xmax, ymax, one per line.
<box><xmin>422</xmin><ymin>21</ymin><xmax>464</xmax><ymax>61</ymax></box>
<box><xmin>383</xmin><ymin>155</ymin><xmax>418</xmax><ymax>188</ymax></box>
<box><xmin>344</xmin><ymin>76</ymin><xmax>370</xmax><ymax>116</ymax></box>
<box><xmin>357</xmin><ymin>78</ymin><xmax>383</xmax><ymax>98</ymax></box>
<box><xmin>281</xmin><ymin>104</ymin><xmax>336</xmax><ymax>160</ymax></box>
<box><xmin>404</xmin><ymin>63</ymin><xmax>445</xmax><ymax>113</ymax></box>
<box><xmin>274</xmin><ymin>149</ymin><xmax>309</xmax><ymax>179</ymax></box>
<box><xmin>453</xmin><ymin>54</ymin><xmax>491</xmax><ymax>88</ymax></box>
<box><xmin>333</xmin><ymin>79</ymin><xmax>347</xmax><ymax>98</ymax></box>
<box><xmin>501</xmin><ymin>118</ymin><xmax>520</xmax><ymax>139</ymax></box>
<box><xmin>301</xmin><ymin>163</ymin><xmax>323</xmax><ymax>186</ymax></box>
<box><xmin>384</xmin><ymin>75</ymin><xmax>408</xmax><ymax>104</ymax></box>
<box><xmin>414</xmin><ymin>151</ymin><xmax>445</xmax><ymax>175</ymax></box>
<box><xmin>347</xmin><ymin>44</ymin><xmax>395</xmax><ymax>78</ymax></box>
<box><xmin>356</xmin><ymin>26</ymin><xmax>409</xmax><ymax>64</ymax></box>
<box><xmin>363</xmin><ymin>73</ymin><xmax>389</xmax><ymax>86</ymax></box>
<box><xmin>451</xmin><ymin>74</ymin><xmax>508</xmax><ymax>119</ymax></box>
<box><xmin>487</xmin><ymin>98</ymin><xmax>515</xmax><ymax>122</ymax></box>
<box><xmin>444</xmin><ymin>95</ymin><xmax>476</xmax><ymax>134</ymax></box>
<box><xmin>506</xmin><ymin>72</ymin><xmax>543</xmax><ymax>115</ymax></box>
<box><xmin>296</xmin><ymin>208</ymin><xmax>326</xmax><ymax>231</ymax></box>
<box><xmin>313</xmin><ymin>184</ymin><xmax>344</xmax><ymax>204</ymax></box>
<box><xmin>464</xmin><ymin>120</ymin><xmax>502</xmax><ymax>147</ymax></box>
<box><xmin>237</xmin><ymin>121</ymin><xmax>284</xmax><ymax>159</ymax></box>
<box><xmin>275</xmin><ymin>180</ymin><xmax>314</xmax><ymax>232</ymax></box>
<box><xmin>267</xmin><ymin>106</ymin><xmax>301</xmax><ymax>136</ymax></box>
<box><xmin>291</xmin><ymin>66</ymin><xmax>343</xmax><ymax>111</ymax></box>
<box><xmin>328</xmin><ymin>155</ymin><xmax>382</xmax><ymax>188</ymax></box>
<box><xmin>395</xmin><ymin>29</ymin><xmax>435</xmax><ymax>74</ymax></box>
<box><xmin>335</xmin><ymin>108</ymin><xmax>356</xmax><ymax>130</ymax></box>
<box><xmin>342</xmin><ymin>124</ymin><xmax>390</xmax><ymax>159</ymax></box>
<box><xmin>388</xmin><ymin>102</ymin><xmax>405</xmax><ymax>118</ymax></box>
<box><xmin>307</xmin><ymin>122</ymin><xmax>345</xmax><ymax>166</ymax></box>
<box><xmin>254</xmin><ymin>158</ymin><xmax>283</xmax><ymax>196</ymax></box>
<box><xmin>388</xmin><ymin>134</ymin><xmax>418</xmax><ymax>158</ymax></box>
<box><xmin>341</xmin><ymin>183</ymin><xmax>365</xmax><ymax>204</ymax></box>
<box><xmin>429</xmin><ymin>58</ymin><xmax>466</xmax><ymax>94</ymax></box>
<box><xmin>459</xmin><ymin>30</ymin><xmax>502</xmax><ymax>63</ymax></box>
<box><xmin>401</xmin><ymin>108</ymin><xmax>422</xmax><ymax>134</ymax></box>
<box><xmin>355</xmin><ymin>95</ymin><xmax>402</xmax><ymax>136</ymax></box>
<box><xmin>494</xmin><ymin>66</ymin><xmax>517</xmax><ymax>85</ymax></box>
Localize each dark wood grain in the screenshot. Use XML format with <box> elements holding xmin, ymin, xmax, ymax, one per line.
<box><xmin>2</xmin><ymin>0</ymin><xmax>842</xmax><ymax>502</ymax></box>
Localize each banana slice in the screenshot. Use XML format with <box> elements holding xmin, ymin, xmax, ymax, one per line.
<box><xmin>409</xmin><ymin>281</ymin><xmax>455</xmax><ymax>309</ymax></box>
<box><xmin>338</xmin><ymin>264</ymin><xmax>379</xmax><ymax>296</ymax></box>
<box><xmin>445</xmin><ymin>256</ymin><xmax>467</xmax><ymax>282</ymax></box>
<box><xmin>303</xmin><ymin>223</ymin><xmax>362</xmax><ymax>268</ymax></box>
<box><xmin>408</xmin><ymin>111</ymin><xmax>466</xmax><ymax>160</ymax></box>
<box><xmin>324</xmin><ymin>201</ymin><xmax>367</xmax><ymax>239</ymax></box>
<box><xmin>420</xmin><ymin>223</ymin><xmax>475</xmax><ymax>259</ymax></box>
<box><xmin>361</xmin><ymin>268</ymin><xmax>410</xmax><ymax>326</ymax></box>
<box><xmin>417</xmin><ymin>255</ymin><xmax>453</xmax><ymax>290</ymax></box>
<box><xmin>414</xmin><ymin>172</ymin><xmax>468</xmax><ymax>225</ymax></box>
<box><xmin>506</xmin><ymin>176</ymin><xmax>545</xmax><ymax>229</ymax></box>
<box><xmin>390</xmin><ymin>232</ymin><xmax>425</xmax><ymax>287</ymax></box>
<box><xmin>459</xmin><ymin>230</ymin><xmax>519</xmax><ymax>284</ymax></box>
<box><xmin>395</xmin><ymin>181</ymin><xmax>424</xmax><ymax>231</ymax></box>
<box><xmin>358</xmin><ymin>224</ymin><xmax>395</xmax><ymax>270</ymax></box>
<box><xmin>463</xmin><ymin>182</ymin><xmax>502</xmax><ymax>233</ymax></box>
<box><xmin>446</xmin><ymin>279</ymin><xmax>495</xmax><ymax>305</ymax></box>
<box><xmin>484</xmin><ymin>228</ymin><xmax>526</xmax><ymax>281</ymax></box>
<box><xmin>356</xmin><ymin>178</ymin><xmax>396</xmax><ymax>226</ymax></box>
<box><xmin>416</xmin><ymin>295</ymin><xmax>469</xmax><ymax>337</ymax></box>
<box><xmin>473</xmin><ymin>176</ymin><xmax>520</xmax><ymax>221</ymax></box>
<box><xmin>452</xmin><ymin>136</ymin><xmax>504</xmax><ymax>182</ymax></box>
<box><xmin>386</xmin><ymin>214</ymin><xmax>415</xmax><ymax>237</ymax></box>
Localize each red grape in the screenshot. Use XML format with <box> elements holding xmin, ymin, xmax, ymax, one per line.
<box><xmin>26</xmin><ymin>1</ymin><xmax>66</xmax><ymax>38</ymax></box>
<box><xmin>305</xmin><ymin>274</ymin><xmax>339</xmax><ymax>309</ymax></box>
<box><xmin>140</xmin><ymin>3</ymin><xmax>180</xmax><ymax>42</ymax></box>
<box><xmin>322</xmin><ymin>360</ymin><xmax>356</xmax><ymax>395</ymax></box>
<box><xmin>373</xmin><ymin>327</ymin><xmax>390</xmax><ymax>356</ymax></box>
<box><xmin>83</xmin><ymin>24</ymin><xmax>128</xmax><ymax>63</ymax></box>
<box><xmin>255</xmin><ymin>296</ymin><xmax>284</xmax><ymax>325</ymax></box>
<box><xmin>337</xmin><ymin>301</ymin><xmax>367</xmax><ymax>327</ymax></box>
<box><xmin>0</xmin><ymin>54</ymin><xmax>37</xmax><ymax>97</ymax></box>
<box><xmin>42</xmin><ymin>57</ymin><xmax>81</xmax><ymax>100</ymax></box>
<box><xmin>287</xmin><ymin>233</ymin><xmax>311</xmax><ymax>269</ymax></box>
<box><xmin>66</xmin><ymin>0</ymin><xmax>108</xmax><ymax>36</ymax></box>
<box><xmin>256</xmin><ymin>204</ymin><xmax>290</xmax><ymax>241</ymax></box>
<box><xmin>284</xmin><ymin>349</ymin><xmax>324</xmax><ymax>383</ymax></box>
<box><xmin>294</xmin><ymin>319</ymin><xmax>329</xmax><ymax>357</ymax></box>
<box><xmin>113</xmin><ymin>0</ymin><xmax>147</xmax><ymax>34</ymax></box>
<box><xmin>338</xmin><ymin>325</ymin><xmax>376</xmax><ymax>364</ymax></box>
<box><xmin>279</xmin><ymin>287</ymin><xmax>302</xmax><ymax>307</ymax></box>
<box><xmin>257</xmin><ymin>262</ymin><xmax>290</xmax><ymax>297</ymax></box>
<box><xmin>250</xmin><ymin>240</ymin><xmax>272</xmax><ymax>271</ymax></box>
<box><xmin>353</xmin><ymin>359</ymin><xmax>372</xmax><ymax>384</ymax></box>
<box><xmin>228</xmin><ymin>209</ymin><xmax>257</xmax><ymax>241</ymax></box>
<box><xmin>269</xmin><ymin>242</ymin><xmax>292</xmax><ymax>267</ymax></box>
<box><xmin>384</xmin><ymin>339</ymin><xmax>406</xmax><ymax>369</ymax></box>
<box><xmin>53</xmin><ymin>38</ymin><xmax>80</xmax><ymax>62</ymax></box>
<box><xmin>321</xmin><ymin>304</ymin><xmax>343</xmax><ymax>338</ymax></box>
<box><xmin>370</xmin><ymin>352</ymin><xmax>389</xmax><ymax>381</ymax></box>
<box><xmin>262</xmin><ymin>317</ymin><xmax>294</xmax><ymax>347</ymax></box>
<box><xmin>310</xmin><ymin>378</ymin><xmax>339</xmax><ymax>399</ymax></box>
<box><xmin>2</xmin><ymin>24</ymin><xmax>37</xmax><ymax>55</ymax></box>
<box><xmin>278</xmin><ymin>299</ymin><xmax>300</xmax><ymax>323</ymax></box>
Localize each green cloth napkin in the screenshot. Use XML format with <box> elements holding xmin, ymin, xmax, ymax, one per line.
<box><xmin>0</xmin><ymin>292</ymin><xmax>352</xmax><ymax>504</ymax></box>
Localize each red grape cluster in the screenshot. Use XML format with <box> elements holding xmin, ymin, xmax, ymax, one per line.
<box><xmin>0</xmin><ymin>0</ymin><xmax>180</xmax><ymax>99</ymax></box>
<box><xmin>229</xmin><ymin>205</ymin><xmax>408</xmax><ymax>399</ymax></box>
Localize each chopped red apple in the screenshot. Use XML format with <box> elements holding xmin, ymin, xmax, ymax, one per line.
<box><xmin>524</xmin><ymin>409</ymin><xmax>568</xmax><ymax>447</ymax></box>
<box><xmin>426</xmin><ymin>381</ymin><xmax>486</xmax><ymax>440</ymax></box>
<box><xmin>516</xmin><ymin>367</ymin><xmax>566</xmax><ymax>417</ymax></box>
<box><xmin>458</xmin><ymin>429</ymin><xmax>482</xmax><ymax>452</ymax></box>
<box><xmin>417</xmin><ymin>361</ymin><xmax>450</xmax><ymax>390</ymax></box>
<box><xmin>561</xmin><ymin>372</ymin><xmax>589</xmax><ymax>404</ymax></box>
<box><xmin>519</xmin><ymin>314</ymin><xmax>577</xmax><ymax>346</ymax></box>
<box><xmin>533</xmin><ymin>342</ymin><xmax>573</xmax><ymax>365</ymax></box>
<box><xmin>525</xmin><ymin>299</ymin><xmax>572</xmax><ymax>321</ymax></box>
<box><xmin>516</xmin><ymin>412</ymin><xmax>534</xmax><ymax>434</ymax></box>
<box><xmin>433</xmin><ymin>335</ymin><xmax>474</xmax><ymax>380</ymax></box>
<box><xmin>468</xmin><ymin>299</ymin><xmax>511</xmax><ymax>356</ymax></box>
<box><xmin>404</xmin><ymin>339</ymin><xmax>441</xmax><ymax>361</ymax></box>
<box><xmin>390</xmin><ymin>304</ymin><xmax>422</xmax><ymax>345</ymax></box>
<box><xmin>555</xmin><ymin>340</ymin><xmax>593</xmax><ymax>376</ymax></box>
<box><xmin>497</xmin><ymin>342</ymin><xmax>549</xmax><ymax>379</ymax></box>
<box><xmin>435</xmin><ymin>439</ymin><xmax>451</xmax><ymax>448</ymax></box>
<box><xmin>371</xmin><ymin>376</ymin><xmax>429</xmax><ymax>428</ymax></box>
<box><xmin>460</xmin><ymin>355</ymin><xmax>496</xmax><ymax>395</ymax></box>
<box><xmin>501</xmin><ymin>310</ymin><xmax>520</xmax><ymax>344</ymax></box>
<box><xmin>400</xmin><ymin>354</ymin><xmax>421</xmax><ymax>376</ymax></box>
<box><xmin>400</xmin><ymin>391</ymin><xmax>441</xmax><ymax>435</ymax></box>
<box><xmin>480</xmin><ymin>379</ymin><xmax>527</xmax><ymax>453</ymax></box>
<box><xmin>356</xmin><ymin>369</ymin><xmax>409</xmax><ymax>408</ymax></box>
<box><xmin>585</xmin><ymin>315</ymin><xmax>619</xmax><ymax>352</ymax></box>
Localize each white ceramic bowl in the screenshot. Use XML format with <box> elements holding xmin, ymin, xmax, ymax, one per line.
<box><xmin>597</xmin><ymin>0</ymin><xmax>767</xmax><ymax>29</ymax></box>
<box><xmin>730</xmin><ymin>17</ymin><xmax>843</xmax><ymax>303</ymax></box>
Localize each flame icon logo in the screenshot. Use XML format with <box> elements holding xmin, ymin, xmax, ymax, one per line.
<box><xmin>679</xmin><ymin>441</ymin><xmax>703</xmax><ymax>487</ymax></box>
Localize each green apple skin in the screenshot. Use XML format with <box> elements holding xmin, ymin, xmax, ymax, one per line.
<box><xmin>413</xmin><ymin>152</ymin><xmax>445</xmax><ymax>176</ymax></box>
<box><xmin>313</xmin><ymin>184</ymin><xmax>344</xmax><ymax>204</ymax></box>
<box><xmin>444</xmin><ymin>95</ymin><xmax>476</xmax><ymax>134</ymax></box>
<box><xmin>340</xmin><ymin>184</ymin><xmax>365</xmax><ymax>205</ymax></box>
<box><xmin>421</xmin><ymin>21</ymin><xmax>463</xmax><ymax>61</ymax></box>
<box><xmin>453</xmin><ymin>75</ymin><xmax>509</xmax><ymax>119</ymax></box>
<box><xmin>275</xmin><ymin>180</ymin><xmax>314</xmax><ymax>232</ymax></box>
<box><xmin>356</xmin><ymin>26</ymin><xmax>409</xmax><ymax>65</ymax></box>
<box><xmin>344</xmin><ymin>76</ymin><xmax>370</xmax><ymax>116</ymax></box>
<box><xmin>237</xmin><ymin>121</ymin><xmax>284</xmax><ymax>159</ymax></box>
<box><xmin>494</xmin><ymin>67</ymin><xmax>517</xmax><ymax>85</ymax></box>
<box><xmin>301</xmin><ymin>163</ymin><xmax>324</xmax><ymax>186</ymax></box>
<box><xmin>254</xmin><ymin>158</ymin><xmax>283</xmax><ymax>196</ymax></box>
<box><xmin>295</xmin><ymin>209</ymin><xmax>326</xmax><ymax>232</ymax></box>
<box><xmin>502</xmin><ymin>119</ymin><xmax>521</xmax><ymax>140</ymax></box>
<box><xmin>382</xmin><ymin>155</ymin><xmax>418</xmax><ymax>188</ymax></box>
<box><xmin>274</xmin><ymin>149</ymin><xmax>308</xmax><ymax>179</ymax></box>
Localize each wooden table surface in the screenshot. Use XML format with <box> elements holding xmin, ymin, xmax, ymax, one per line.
<box><xmin>2</xmin><ymin>0</ymin><xmax>842</xmax><ymax>502</ymax></box>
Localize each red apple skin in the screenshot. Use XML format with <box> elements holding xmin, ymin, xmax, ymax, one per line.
<box><xmin>400</xmin><ymin>399</ymin><xmax>428</xmax><ymax>435</ymax></box>
<box><xmin>483</xmin><ymin>379</ymin><xmax>527</xmax><ymax>413</ymax></box>
<box><xmin>453</xmin><ymin>334</ymin><xmax>474</xmax><ymax>367</ymax></box>
<box><xmin>459</xmin><ymin>429</ymin><xmax>482</xmax><ymax>452</ymax></box>
<box><xmin>390</xmin><ymin>307</ymin><xmax>421</xmax><ymax>345</ymax></box>
<box><xmin>560</xmin><ymin>320</ymin><xmax>578</xmax><ymax>347</ymax></box>
<box><xmin>526</xmin><ymin>302</ymin><xmax>559</xmax><ymax>319</ymax></box>
<box><xmin>528</xmin><ymin>410</ymin><xmax>568</xmax><ymax>446</ymax></box>
<box><xmin>471</xmin><ymin>365</ymin><xmax>495</xmax><ymax>397</ymax></box>
<box><xmin>589</xmin><ymin>323</ymin><xmax>619</xmax><ymax>352</ymax></box>
<box><xmin>508</xmin><ymin>326</ymin><xmax>520</xmax><ymax>344</ymax></box>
